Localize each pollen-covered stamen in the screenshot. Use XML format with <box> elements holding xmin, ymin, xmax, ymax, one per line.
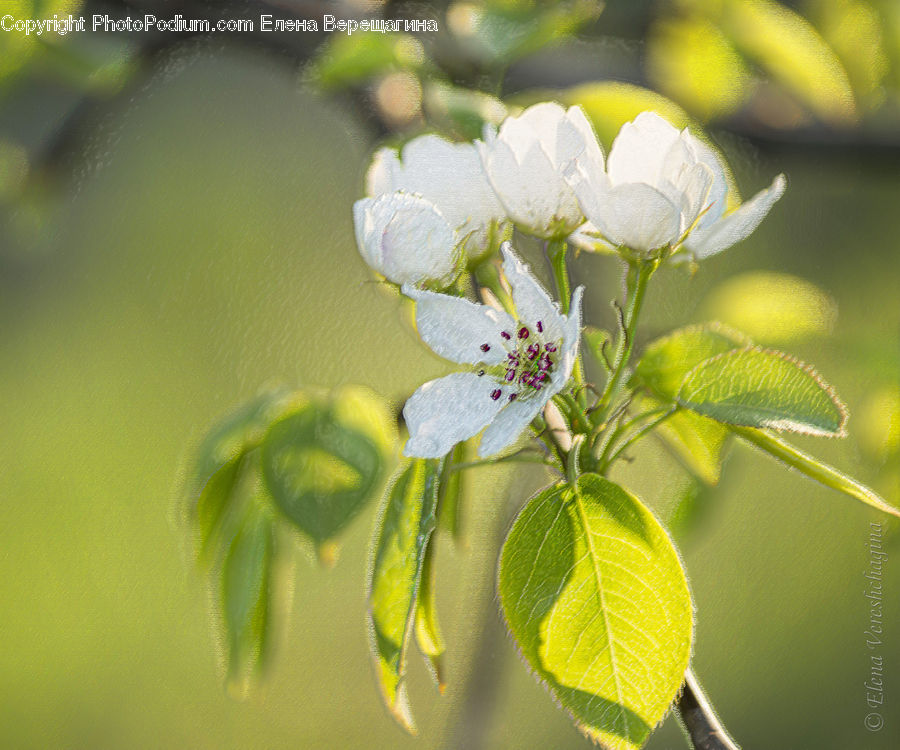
<box><xmin>480</xmin><ymin>343</ymin><xmax>491</xmax><ymax>352</ymax></box>
<box><xmin>476</xmin><ymin>322</ymin><xmax>560</xmax><ymax>402</ymax></box>
<box><xmin>536</xmin><ymin>321</ymin><xmax>543</xmax><ymax>333</ymax></box>
<box><xmin>490</xmin><ymin>388</ymin><xmax>502</xmax><ymax>401</ymax></box>
<box><xmin>500</xmin><ymin>331</ymin><xmax>512</xmax><ymax>340</ymax></box>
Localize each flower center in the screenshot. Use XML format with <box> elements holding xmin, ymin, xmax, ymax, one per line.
<box><xmin>477</xmin><ymin>321</ymin><xmax>559</xmax><ymax>403</ymax></box>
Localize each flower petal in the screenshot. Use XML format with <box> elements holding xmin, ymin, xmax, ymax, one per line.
<box><xmin>687</xmin><ymin>174</ymin><xmax>787</xmax><ymax>259</ymax></box>
<box><xmin>403</xmin><ymin>372</ymin><xmax>506</xmax><ymax>458</ymax></box>
<box><xmin>682</xmin><ymin>134</ymin><xmax>729</xmax><ymax>230</ymax></box>
<box><xmin>607</xmin><ymin>111</ymin><xmax>681</xmax><ymax>188</ymax></box>
<box><xmin>501</xmin><ymin>243</ymin><xmax>565</xmax><ymax>342</ymax></box>
<box><xmin>403</xmin><ymin>285</ymin><xmax>514</xmax><ymax>365</ymax></box>
<box><xmin>365</xmin><ymin>147</ymin><xmax>401</xmax><ymax>196</ymax></box>
<box><xmin>587</xmin><ymin>182</ymin><xmax>682</xmax><ymax>252</ymax></box>
<box><xmin>552</xmin><ymin>285</ymin><xmax>583</xmax><ymax>393</ymax></box>
<box><xmin>478</xmin><ymin>398</ymin><xmax>544</xmax><ymax>457</ymax></box>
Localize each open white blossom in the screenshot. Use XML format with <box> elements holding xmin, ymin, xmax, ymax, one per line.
<box><xmin>476</xmin><ymin>102</ymin><xmax>601</xmax><ymax>239</ymax></box>
<box><xmin>402</xmin><ymin>243</ymin><xmax>583</xmax><ymax>459</ymax></box>
<box><xmin>565</xmin><ymin>111</ymin><xmax>785</xmax><ymax>257</ymax></box>
<box><xmin>366</xmin><ymin>134</ymin><xmax>507</xmax><ymax>260</ymax></box>
<box><xmin>353</xmin><ymin>192</ymin><xmax>461</xmax><ymax>287</ymax></box>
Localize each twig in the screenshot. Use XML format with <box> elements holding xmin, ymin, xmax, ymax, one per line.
<box><xmin>676</xmin><ymin>669</ymin><xmax>741</xmax><ymax>750</ymax></box>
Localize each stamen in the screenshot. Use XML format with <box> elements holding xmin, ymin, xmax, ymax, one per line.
<box><xmin>544</xmin><ymin>343</ymin><xmax>557</xmax><ymax>353</ymax></box>
<box><xmin>480</xmin><ymin>343</ymin><xmax>491</xmax><ymax>352</ymax></box>
<box><xmin>505</xmin><ymin>370</ymin><xmax>515</xmax><ymax>382</ymax></box>
<box><xmin>518</xmin><ymin>326</ymin><xmax>530</xmax><ymax>340</ymax></box>
<box><xmin>500</xmin><ymin>331</ymin><xmax>511</xmax><ymax>340</ymax></box>
<box><xmin>477</xmin><ymin>369</ymin><xmax>485</xmax><ymax>377</ymax></box>
<box><xmin>490</xmin><ymin>389</ymin><xmax>502</xmax><ymax>401</ymax></box>
<box><xmin>536</xmin><ymin>321</ymin><xmax>543</xmax><ymax>333</ymax></box>
<box><xmin>508</xmin><ymin>393</ymin><xmax>518</xmax><ymax>402</ymax></box>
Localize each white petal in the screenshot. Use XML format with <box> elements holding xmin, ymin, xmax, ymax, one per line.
<box><xmin>668</xmin><ymin>161</ymin><xmax>714</xmax><ymax>234</ymax></box>
<box><xmin>478</xmin><ymin>398</ymin><xmax>543</xmax><ymax>457</ymax></box>
<box><xmin>587</xmin><ymin>182</ymin><xmax>682</xmax><ymax>252</ymax></box>
<box><xmin>501</xmin><ymin>243</ymin><xmax>565</xmax><ymax>341</ymax></box>
<box><xmin>551</xmin><ymin>285</ymin><xmax>583</xmax><ymax>393</ymax></box>
<box><xmin>683</xmin><ymin>134</ymin><xmax>729</xmax><ymax>229</ymax></box>
<box><xmin>403</xmin><ymin>285</ymin><xmax>515</xmax><ymax>365</ymax></box>
<box><xmin>688</xmin><ymin>174</ymin><xmax>787</xmax><ymax>259</ymax></box>
<box><xmin>365</xmin><ymin>147</ymin><xmax>401</xmax><ymax>196</ymax></box>
<box><xmin>355</xmin><ymin>193</ymin><xmax>459</xmax><ymax>286</ymax></box>
<box><xmin>607</xmin><ymin>111</ymin><xmax>681</xmax><ymax>188</ymax></box>
<box><xmin>403</xmin><ymin>372</ymin><xmax>506</xmax><ymax>458</ymax></box>
<box><xmin>558</xmin><ymin>105</ymin><xmax>604</xmax><ymax>173</ymax></box>
<box><xmin>568</xmin><ymin>222</ymin><xmax>617</xmax><ymax>254</ymax></box>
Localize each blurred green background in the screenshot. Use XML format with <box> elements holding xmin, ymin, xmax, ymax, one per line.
<box><xmin>1</xmin><ymin>1</ymin><xmax>899</xmax><ymax>748</ymax></box>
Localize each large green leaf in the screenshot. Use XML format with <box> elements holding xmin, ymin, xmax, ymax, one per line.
<box><xmin>677</xmin><ymin>347</ymin><xmax>848</xmax><ymax>436</ymax></box>
<box><xmin>221</xmin><ymin>505</ymin><xmax>276</xmax><ymax>696</ymax></box>
<box><xmin>260</xmin><ymin>386</ymin><xmax>394</xmax><ymax>547</ymax></box>
<box><xmin>499</xmin><ymin>475</ymin><xmax>693</xmax><ymax>750</ymax></box>
<box><xmin>367</xmin><ymin>459</ymin><xmax>442</xmax><ymax>733</ymax></box>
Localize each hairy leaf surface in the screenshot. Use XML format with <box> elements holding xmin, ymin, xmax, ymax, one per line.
<box><xmin>499</xmin><ymin>474</ymin><xmax>693</xmax><ymax>749</ymax></box>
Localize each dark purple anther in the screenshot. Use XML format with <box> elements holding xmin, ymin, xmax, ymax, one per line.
<box><xmin>500</xmin><ymin>331</ymin><xmax>511</xmax><ymax>340</ymax></box>
<box><xmin>477</xmin><ymin>369</ymin><xmax>485</xmax><ymax>377</ymax></box>
<box><xmin>545</xmin><ymin>343</ymin><xmax>557</xmax><ymax>353</ymax></box>
<box><xmin>518</xmin><ymin>326</ymin><xmax>530</xmax><ymax>340</ymax></box>
<box><xmin>480</xmin><ymin>343</ymin><xmax>491</xmax><ymax>352</ymax></box>
<box><xmin>508</xmin><ymin>393</ymin><xmax>518</xmax><ymax>402</ymax></box>
<box><xmin>490</xmin><ymin>389</ymin><xmax>502</xmax><ymax>401</ymax></box>
<box><xmin>505</xmin><ymin>370</ymin><xmax>515</xmax><ymax>382</ymax></box>
<box><xmin>536</xmin><ymin>321</ymin><xmax>543</xmax><ymax>333</ymax></box>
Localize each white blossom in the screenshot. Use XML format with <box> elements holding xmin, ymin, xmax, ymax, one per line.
<box><xmin>366</xmin><ymin>134</ymin><xmax>507</xmax><ymax>260</ymax></box>
<box><xmin>476</xmin><ymin>102</ymin><xmax>601</xmax><ymax>239</ymax></box>
<box><xmin>353</xmin><ymin>192</ymin><xmax>461</xmax><ymax>287</ymax></box>
<box><xmin>402</xmin><ymin>243</ymin><xmax>583</xmax><ymax>458</ymax></box>
<box><xmin>565</xmin><ymin>111</ymin><xmax>785</xmax><ymax>257</ymax></box>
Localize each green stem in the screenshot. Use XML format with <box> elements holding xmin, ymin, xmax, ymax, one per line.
<box><xmin>450</xmin><ymin>452</ymin><xmax>556</xmax><ymax>473</ymax></box>
<box><xmin>732</xmin><ymin>427</ymin><xmax>899</xmax><ymax>517</ymax></box>
<box><xmin>597</xmin><ymin>259</ymin><xmax>654</xmax><ymax>420</ymax></box>
<box><xmin>547</xmin><ymin>239</ymin><xmax>586</xmax><ymax>400</ymax></box>
<box><xmin>603</xmin><ymin>407</ymin><xmax>678</xmax><ymax>469</ymax></box>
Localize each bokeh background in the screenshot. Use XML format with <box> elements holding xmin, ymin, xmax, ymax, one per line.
<box><xmin>1</xmin><ymin>1</ymin><xmax>898</xmax><ymax>748</ymax></box>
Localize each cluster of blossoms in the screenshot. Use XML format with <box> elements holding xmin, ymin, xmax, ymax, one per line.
<box><xmin>353</xmin><ymin>103</ymin><xmax>785</xmax><ymax>459</ymax></box>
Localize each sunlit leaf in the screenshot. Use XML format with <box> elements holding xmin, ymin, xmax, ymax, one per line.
<box><xmin>677</xmin><ymin>347</ymin><xmax>848</xmax><ymax>436</ymax></box>
<box><xmin>633</xmin><ymin>324</ymin><xmax>749</xmax><ymax>484</ymax></box>
<box><xmin>437</xmin><ymin>442</ymin><xmax>468</xmax><ymax>540</ymax></box>
<box><xmin>367</xmin><ymin>459</ymin><xmax>442</xmax><ymax>733</ymax></box>
<box><xmin>562</xmin><ymin>81</ymin><xmax>695</xmax><ymax>148</ymax></box>
<box><xmin>648</xmin><ymin>15</ymin><xmax>753</xmax><ymax>121</ymax></box>
<box><xmin>260</xmin><ymin>386</ymin><xmax>395</xmax><ymax>548</ymax></box>
<box><xmin>699</xmin><ymin>272</ymin><xmax>837</xmax><ymax>344</ymax></box>
<box><xmin>499</xmin><ymin>475</ymin><xmax>693</xmax><ymax>749</ymax></box>
<box><xmin>221</xmin><ymin>505</ymin><xmax>276</xmax><ymax>696</ymax></box>
<box><xmin>722</xmin><ymin>0</ymin><xmax>857</xmax><ymax>125</ymax></box>
<box><xmin>413</xmin><ymin>539</ymin><xmax>445</xmax><ymax>692</ymax></box>
<box><xmin>634</xmin><ymin>322</ymin><xmax>750</xmax><ymax>400</ymax></box>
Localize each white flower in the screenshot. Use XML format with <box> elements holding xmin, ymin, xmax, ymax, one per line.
<box><xmin>402</xmin><ymin>243</ymin><xmax>583</xmax><ymax>458</ymax></box>
<box><xmin>353</xmin><ymin>192</ymin><xmax>461</xmax><ymax>287</ymax></box>
<box><xmin>565</xmin><ymin>111</ymin><xmax>785</xmax><ymax>257</ymax></box>
<box><xmin>476</xmin><ymin>102</ymin><xmax>602</xmax><ymax>239</ymax></box>
<box><xmin>366</xmin><ymin>134</ymin><xmax>507</xmax><ymax>261</ymax></box>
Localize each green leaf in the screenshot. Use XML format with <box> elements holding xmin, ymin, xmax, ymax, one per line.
<box><xmin>699</xmin><ymin>272</ymin><xmax>837</xmax><ymax>345</ymax></box>
<box><xmin>307</xmin><ymin>32</ymin><xmax>425</xmax><ymax>90</ymax></box>
<box><xmin>260</xmin><ymin>386</ymin><xmax>394</xmax><ymax>548</ymax></box>
<box><xmin>221</xmin><ymin>505</ymin><xmax>275</xmax><ymax>697</ymax></box>
<box><xmin>634</xmin><ymin>322</ymin><xmax>750</xmax><ymax>401</ymax></box>
<box><xmin>499</xmin><ymin>474</ymin><xmax>693</xmax><ymax>749</ymax></box>
<box><xmin>733</xmin><ymin>426</ymin><xmax>900</xmax><ymax>518</ymax></box>
<box><xmin>437</xmin><ymin>442</ymin><xmax>467</xmax><ymax>540</ymax></box>
<box><xmin>367</xmin><ymin>459</ymin><xmax>442</xmax><ymax>733</ymax></box>
<box><xmin>413</xmin><ymin>537</ymin><xmax>445</xmax><ymax>693</ymax></box>
<box><xmin>632</xmin><ymin>324</ymin><xmax>749</xmax><ymax>484</ymax></box>
<box><xmin>188</xmin><ymin>389</ymin><xmax>288</xmax><ymax>558</ymax></box>
<box><xmin>677</xmin><ymin>347</ymin><xmax>848</xmax><ymax>436</ymax></box>
<box><xmin>722</xmin><ymin>0</ymin><xmax>857</xmax><ymax>125</ymax></box>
